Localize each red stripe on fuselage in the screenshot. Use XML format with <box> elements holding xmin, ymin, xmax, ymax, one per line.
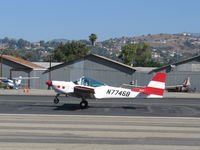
<box><xmin>132</xmin><ymin>87</ymin><xmax>164</xmax><ymax>96</ymax></box>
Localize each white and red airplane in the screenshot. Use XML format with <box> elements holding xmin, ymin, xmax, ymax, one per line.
<box><xmin>45</xmin><ymin>72</ymin><xmax>166</xmax><ymax>108</ymax></box>
<box><xmin>0</xmin><ymin>76</ymin><xmax>39</xmax><ymax>89</ymax></box>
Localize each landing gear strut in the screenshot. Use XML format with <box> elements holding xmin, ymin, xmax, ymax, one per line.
<box><xmin>54</xmin><ymin>94</ymin><xmax>60</xmax><ymax>104</ymax></box>
<box><xmin>80</xmin><ymin>98</ymin><xmax>88</xmax><ymax>109</ymax></box>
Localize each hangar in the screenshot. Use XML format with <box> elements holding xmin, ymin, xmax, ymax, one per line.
<box><xmin>1</xmin><ymin>54</ymin><xmax>153</xmax><ymax>89</ymax></box>
<box><xmin>47</xmin><ymin>54</ymin><xmax>200</xmax><ymax>92</ymax></box>
<box><xmin>2</xmin><ymin>53</ymin><xmax>200</xmax><ymax>91</ymax></box>
<box><xmin>46</xmin><ymin>54</ymin><xmax>139</xmax><ymax>87</ymax></box>
<box><xmin>0</xmin><ymin>55</ymin><xmax>47</xmax><ymax>89</ymax></box>
<box><xmin>45</xmin><ymin>54</ymin><xmax>156</xmax><ymax>87</ymax></box>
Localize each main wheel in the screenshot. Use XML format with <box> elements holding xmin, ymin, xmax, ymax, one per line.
<box><xmin>54</xmin><ymin>97</ymin><xmax>59</xmax><ymax>104</ymax></box>
<box><xmin>80</xmin><ymin>101</ymin><xmax>88</xmax><ymax>109</ymax></box>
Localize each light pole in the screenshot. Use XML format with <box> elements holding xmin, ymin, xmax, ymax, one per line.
<box><xmin>0</xmin><ymin>43</ymin><xmax>5</xmax><ymax>78</ymax></box>
<box><xmin>48</xmin><ymin>53</ymin><xmax>52</xmax><ymax>90</ymax></box>
<box><xmin>49</xmin><ymin>54</ymin><xmax>52</xmax><ymax>80</ymax></box>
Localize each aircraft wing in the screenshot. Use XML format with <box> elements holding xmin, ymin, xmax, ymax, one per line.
<box><xmin>13</xmin><ymin>77</ymin><xmax>39</xmax><ymax>80</ymax></box>
<box><xmin>0</xmin><ymin>77</ymin><xmax>9</xmax><ymax>80</ymax></box>
<box><xmin>122</xmin><ymin>84</ymin><xmax>144</xmax><ymax>89</ymax></box>
<box><xmin>122</xmin><ymin>84</ymin><xmax>184</xmax><ymax>92</ymax></box>
<box><xmin>74</xmin><ymin>86</ymin><xmax>95</xmax><ymax>99</ymax></box>
<box><xmin>165</xmin><ymin>85</ymin><xmax>183</xmax><ymax>92</ymax></box>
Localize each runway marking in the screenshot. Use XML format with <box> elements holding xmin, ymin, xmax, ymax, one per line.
<box><xmin>0</xmin><ymin>129</ymin><xmax>200</xmax><ymax>138</ymax></box>
<box><xmin>0</xmin><ymin>143</ymin><xmax>200</xmax><ymax>150</ymax></box>
<box><xmin>0</xmin><ymin>113</ymin><xmax>200</xmax><ymax>120</ymax></box>
<box><xmin>0</xmin><ymin>123</ymin><xmax>199</xmax><ymax>131</ymax></box>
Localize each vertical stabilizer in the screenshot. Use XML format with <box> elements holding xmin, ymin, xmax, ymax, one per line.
<box><xmin>14</xmin><ymin>76</ymin><xmax>22</xmax><ymax>89</ymax></box>
<box><xmin>132</xmin><ymin>72</ymin><xmax>166</xmax><ymax>98</ymax></box>
<box><xmin>146</xmin><ymin>72</ymin><xmax>166</xmax><ymax>98</ymax></box>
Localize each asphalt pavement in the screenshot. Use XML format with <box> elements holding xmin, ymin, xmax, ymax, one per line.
<box><xmin>0</xmin><ymin>94</ymin><xmax>200</xmax><ymax>150</ymax></box>
<box><xmin>0</xmin><ymin>95</ymin><xmax>200</xmax><ymax>117</ymax></box>
<box><xmin>0</xmin><ymin>114</ymin><xmax>200</xmax><ymax>150</ymax></box>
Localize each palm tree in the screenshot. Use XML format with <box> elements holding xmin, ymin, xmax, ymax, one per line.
<box><xmin>89</xmin><ymin>33</ymin><xmax>97</xmax><ymax>46</ymax></box>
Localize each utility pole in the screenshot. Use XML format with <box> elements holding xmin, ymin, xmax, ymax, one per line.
<box><xmin>0</xmin><ymin>42</ymin><xmax>5</xmax><ymax>78</ymax></box>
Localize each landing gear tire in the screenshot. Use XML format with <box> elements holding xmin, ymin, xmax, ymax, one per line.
<box><xmin>80</xmin><ymin>100</ymin><xmax>88</xmax><ymax>109</ymax></box>
<box><xmin>54</xmin><ymin>97</ymin><xmax>59</xmax><ymax>104</ymax></box>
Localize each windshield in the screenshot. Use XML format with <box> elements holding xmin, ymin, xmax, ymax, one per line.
<box><xmin>79</xmin><ymin>77</ymin><xmax>106</xmax><ymax>87</ymax></box>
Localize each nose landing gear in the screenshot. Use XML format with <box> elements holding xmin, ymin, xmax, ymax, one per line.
<box><xmin>54</xmin><ymin>94</ymin><xmax>60</xmax><ymax>104</ymax></box>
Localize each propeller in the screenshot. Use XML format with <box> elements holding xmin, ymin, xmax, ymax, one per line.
<box><xmin>45</xmin><ymin>81</ymin><xmax>52</xmax><ymax>86</ymax></box>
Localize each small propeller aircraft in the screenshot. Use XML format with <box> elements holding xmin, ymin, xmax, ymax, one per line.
<box><xmin>46</xmin><ymin>72</ymin><xmax>166</xmax><ymax>108</ymax></box>
<box><xmin>0</xmin><ymin>76</ymin><xmax>39</xmax><ymax>89</ymax></box>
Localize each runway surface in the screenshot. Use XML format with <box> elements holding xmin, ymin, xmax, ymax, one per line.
<box><xmin>0</xmin><ymin>95</ymin><xmax>200</xmax><ymax>149</ymax></box>
<box><xmin>0</xmin><ymin>114</ymin><xmax>200</xmax><ymax>150</ymax></box>
<box><xmin>0</xmin><ymin>95</ymin><xmax>200</xmax><ymax>117</ymax></box>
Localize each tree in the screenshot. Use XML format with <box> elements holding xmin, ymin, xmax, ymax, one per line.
<box><xmin>1</xmin><ymin>49</ymin><xmax>21</xmax><ymax>58</ymax></box>
<box><xmin>52</xmin><ymin>41</ymin><xmax>89</xmax><ymax>62</ymax></box>
<box><xmin>89</xmin><ymin>33</ymin><xmax>97</xmax><ymax>46</ymax></box>
<box><xmin>2</xmin><ymin>37</ymin><xmax>9</xmax><ymax>44</ymax></box>
<box><xmin>118</xmin><ymin>44</ymin><xmax>153</xmax><ymax>67</ymax></box>
<box><xmin>22</xmin><ymin>53</ymin><xmax>33</xmax><ymax>61</ymax></box>
<box><xmin>17</xmin><ymin>39</ymin><xmax>30</xmax><ymax>49</ymax></box>
<box><xmin>39</xmin><ymin>40</ymin><xmax>45</xmax><ymax>47</ymax></box>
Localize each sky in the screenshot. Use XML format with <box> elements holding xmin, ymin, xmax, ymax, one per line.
<box><xmin>0</xmin><ymin>0</ymin><xmax>200</xmax><ymax>42</ymax></box>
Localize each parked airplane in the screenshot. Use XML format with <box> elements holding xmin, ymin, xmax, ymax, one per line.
<box><xmin>46</xmin><ymin>72</ymin><xmax>166</xmax><ymax>108</ymax></box>
<box><xmin>0</xmin><ymin>76</ymin><xmax>39</xmax><ymax>89</ymax></box>
<box><xmin>166</xmin><ymin>77</ymin><xmax>195</xmax><ymax>92</ymax></box>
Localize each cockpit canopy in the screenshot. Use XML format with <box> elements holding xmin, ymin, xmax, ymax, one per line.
<box><xmin>75</xmin><ymin>76</ymin><xmax>106</xmax><ymax>87</ymax></box>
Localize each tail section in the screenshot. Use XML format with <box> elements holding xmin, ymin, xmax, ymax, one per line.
<box><xmin>15</xmin><ymin>79</ymin><xmax>22</xmax><ymax>86</ymax></box>
<box><xmin>14</xmin><ymin>76</ymin><xmax>22</xmax><ymax>89</ymax></box>
<box><xmin>132</xmin><ymin>72</ymin><xmax>166</xmax><ymax>98</ymax></box>
<box><xmin>146</xmin><ymin>72</ymin><xmax>166</xmax><ymax>98</ymax></box>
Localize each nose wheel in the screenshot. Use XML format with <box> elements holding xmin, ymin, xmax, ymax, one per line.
<box><xmin>54</xmin><ymin>94</ymin><xmax>60</xmax><ymax>104</ymax></box>
<box><xmin>54</xmin><ymin>97</ymin><xmax>59</xmax><ymax>104</ymax></box>
<box><xmin>80</xmin><ymin>99</ymin><xmax>88</xmax><ymax>109</ymax></box>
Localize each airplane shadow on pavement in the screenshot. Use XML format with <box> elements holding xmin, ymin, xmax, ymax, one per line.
<box><xmin>27</xmin><ymin>103</ymin><xmax>147</xmax><ymax>111</ymax></box>
<box><xmin>54</xmin><ymin>104</ymin><xmax>87</xmax><ymax>111</ymax></box>
<box><xmin>26</xmin><ymin>104</ymin><xmax>84</xmax><ymax>111</ymax></box>
<box><xmin>54</xmin><ymin>104</ymin><xmax>146</xmax><ymax>111</ymax></box>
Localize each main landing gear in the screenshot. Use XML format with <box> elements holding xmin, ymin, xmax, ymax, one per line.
<box><xmin>80</xmin><ymin>98</ymin><xmax>88</xmax><ymax>109</ymax></box>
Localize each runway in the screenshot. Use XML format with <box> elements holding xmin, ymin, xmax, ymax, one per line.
<box><xmin>0</xmin><ymin>95</ymin><xmax>200</xmax><ymax>117</ymax></box>
<box><xmin>0</xmin><ymin>95</ymin><xmax>200</xmax><ymax>149</ymax></box>
<box><xmin>0</xmin><ymin>114</ymin><xmax>200</xmax><ymax>150</ymax></box>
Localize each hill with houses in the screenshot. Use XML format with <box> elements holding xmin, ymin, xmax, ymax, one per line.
<box><xmin>95</xmin><ymin>33</ymin><xmax>200</xmax><ymax>64</ymax></box>
<box><xmin>0</xmin><ymin>33</ymin><xmax>200</xmax><ymax>65</ymax></box>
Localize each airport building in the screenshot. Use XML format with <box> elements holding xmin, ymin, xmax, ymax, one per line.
<box><xmin>46</xmin><ymin>54</ymin><xmax>158</xmax><ymax>87</ymax></box>
<box><xmin>0</xmin><ymin>55</ymin><xmax>47</xmax><ymax>89</ymax></box>
<box><xmin>0</xmin><ymin>54</ymin><xmax>154</xmax><ymax>89</ymax></box>
<box><xmin>1</xmin><ymin>54</ymin><xmax>200</xmax><ymax>91</ymax></box>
